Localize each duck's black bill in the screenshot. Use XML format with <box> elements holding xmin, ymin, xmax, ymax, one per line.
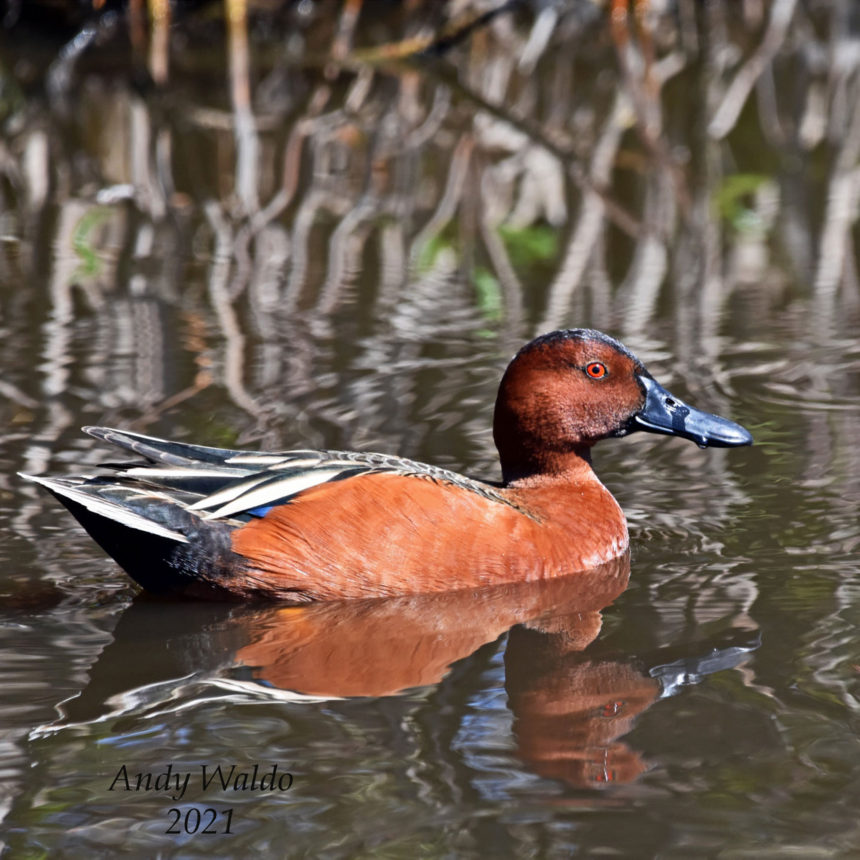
<box><xmin>629</xmin><ymin>375</ymin><xmax>753</xmax><ymax>448</ymax></box>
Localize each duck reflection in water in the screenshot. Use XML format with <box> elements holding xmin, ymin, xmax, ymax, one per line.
<box><xmin>50</xmin><ymin>554</ymin><xmax>758</xmax><ymax>790</ymax></box>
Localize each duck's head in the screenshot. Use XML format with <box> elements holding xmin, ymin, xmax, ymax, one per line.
<box><xmin>493</xmin><ymin>329</ymin><xmax>752</xmax><ymax>482</ymax></box>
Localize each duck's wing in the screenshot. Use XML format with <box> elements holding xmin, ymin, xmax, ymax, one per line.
<box><xmin>20</xmin><ymin>474</ymin><xmax>193</xmax><ymax>543</ymax></box>
<box><xmin>20</xmin><ymin>428</ymin><xmax>518</xmax><ymax>599</ymax></box>
<box><xmin>74</xmin><ymin>426</ymin><xmax>511</xmax><ymax>522</ymax></box>
<box><xmin>83</xmin><ymin>426</ymin><xmax>289</xmax><ymax>495</ymax></box>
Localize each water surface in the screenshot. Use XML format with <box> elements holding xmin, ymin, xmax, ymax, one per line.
<box><xmin>1</xmin><ymin>2</ymin><xmax>859</xmax><ymax>857</ymax></box>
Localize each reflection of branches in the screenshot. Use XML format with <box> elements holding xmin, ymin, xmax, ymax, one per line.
<box><xmin>540</xmin><ymin>94</ymin><xmax>627</xmax><ymax>332</ymax></box>
<box><xmin>227</xmin><ymin>0</ymin><xmax>260</xmax><ymax>216</ymax></box>
<box><xmin>427</xmin><ymin>59</ymin><xmax>643</xmax><ymax>240</ymax></box>
<box><xmin>318</xmin><ymin>193</ymin><xmax>378</xmax><ymax>314</ymax></box>
<box><xmin>814</xmin><ymin>78</ymin><xmax>860</xmax><ymax>322</ymax></box>
<box><xmin>1</xmin><ymin>0</ymin><xmax>858</xmax><ymax>493</ymax></box>
<box><xmin>619</xmin><ymin>165</ymin><xmax>673</xmax><ymax>335</ymax></box>
<box><xmin>409</xmin><ymin>134</ymin><xmax>474</xmax><ymax>269</ymax></box>
<box><xmin>204</xmin><ymin>201</ymin><xmax>263</xmax><ymax>419</ymax></box>
<box><xmin>479</xmin><ymin>174</ymin><xmax>524</xmax><ymax>329</ymax></box>
<box><xmin>709</xmin><ymin>0</ymin><xmax>799</xmax><ymax>139</ymax></box>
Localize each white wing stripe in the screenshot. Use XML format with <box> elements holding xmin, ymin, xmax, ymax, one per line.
<box><xmin>186</xmin><ymin>474</ymin><xmax>278</xmax><ymax>511</ymax></box>
<box><xmin>123</xmin><ymin>466</ymin><xmax>248</xmax><ymax>479</ymax></box>
<box><xmin>201</xmin><ymin>467</ymin><xmax>355</xmax><ymax>519</ymax></box>
<box><xmin>225</xmin><ymin>453</ymin><xmax>321</xmax><ymax>466</ymax></box>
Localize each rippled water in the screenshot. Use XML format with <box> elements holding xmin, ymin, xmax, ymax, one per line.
<box><xmin>1</xmin><ymin>3</ymin><xmax>860</xmax><ymax>857</ymax></box>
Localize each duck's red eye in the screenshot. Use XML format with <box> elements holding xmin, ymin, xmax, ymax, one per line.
<box><xmin>586</xmin><ymin>362</ymin><xmax>607</xmax><ymax>379</ymax></box>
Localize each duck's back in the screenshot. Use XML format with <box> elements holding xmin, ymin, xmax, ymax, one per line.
<box><xmin>229</xmin><ymin>467</ymin><xmax>629</xmax><ymax>601</ymax></box>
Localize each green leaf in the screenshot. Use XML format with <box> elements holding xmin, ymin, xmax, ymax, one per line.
<box><xmin>72</xmin><ymin>206</ymin><xmax>112</xmax><ymax>279</ymax></box>
<box><xmin>415</xmin><ymin>228</ymin><xmax>455</xmax><ymax>274</ymax></box>
<box><xmin>714</xmin><ymin>173</ymin><xmax>770</xmax><ymax>234</ymax></box>
<box><xmin>498</xmin><ymin>224</ymin><xmax>558</xmax><ymax>268</ymax></box>
<box><xmin>473</xmin><ymin>266</ymin><xmax>502</xmax><ymax>324</ymax></box>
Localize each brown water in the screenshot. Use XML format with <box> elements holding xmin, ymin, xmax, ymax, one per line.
<box><xmin>1</xmin><ymin>2</ymin><xmax>859</xmax><ymax>857</ymax></box>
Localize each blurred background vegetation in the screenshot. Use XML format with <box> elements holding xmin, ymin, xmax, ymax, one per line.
<box><xmin>1</xmin><ymin>4</ymin><xmax>859</xmax><ymax>856</ymax></box>
<box><xmin>1</xmin><ymin>2</ymin><xmax>856</xmax><ymax>409</ymax></box>
<box><xmin>0</xmin><ymin>0</ymin><xmax>857</xmax><ymax>522</ymax></box>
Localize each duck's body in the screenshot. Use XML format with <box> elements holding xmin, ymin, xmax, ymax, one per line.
<box><xmin>233</xmin><ymin>465</ymin><xmax>626</xmax><ymax>601</ymax></box>
<box><xmin>23</xmin><ymin>329</ymin><xmax>752</xmax><ymax>602</ymax></box>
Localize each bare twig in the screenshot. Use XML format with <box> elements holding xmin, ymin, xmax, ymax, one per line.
<box><xmin>709</xmin><ymin>0</ymin><xmax>798</xmax><ymax>139</ymax></box>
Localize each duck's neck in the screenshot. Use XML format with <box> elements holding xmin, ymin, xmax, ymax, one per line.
<box><xmin>500</xmin><ymin>446</ymin><xmax>595</xmax><ymax>487</ymax></box>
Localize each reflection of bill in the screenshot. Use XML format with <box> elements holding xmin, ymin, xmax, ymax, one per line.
<box><xmin>506</xmin><ymin>623</ymin><xmax>659</xmax><ymax>787</ymax></box>
<box><xmin>506</xmin><ymin>623</ymin><xmax>760</xmax><ymax>788</ymax></box>
<box><xmin>39</xmin><ymin>551</ymin><xmax>757</xmax><ymax>791</ymax></box>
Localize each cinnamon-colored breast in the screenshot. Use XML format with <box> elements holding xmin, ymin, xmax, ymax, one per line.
<box><xmin>231</xmin><ymin>468</ymin><xmax>628</xmax><ymax>601</ymax></box>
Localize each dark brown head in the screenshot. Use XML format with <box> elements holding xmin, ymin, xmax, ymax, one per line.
<box><xmin>493</xmin><ymin>329</ymin><xmax>752</xmax><ymax>482</ymax></box>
